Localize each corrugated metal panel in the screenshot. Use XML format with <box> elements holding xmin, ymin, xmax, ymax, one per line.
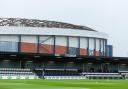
<box><xmin>89</xmin><ymin>38</ymin><xmax>94</xmax><ymax>56</ymax></box>
<box><xmin>21</xmin><ymin>35</ymin><xmax>37</xmax><ymax>43</ymax></box>
<box><xmin>96</xmin><ymin>39</ymin><xmax>100</xmax><ymax>51</ymax></box>
<box><xmin>100</xmin><ymin>39</ymin><xmax>104</xmax><ymax>56</ymax></box>
<box><xmin>0</xmin><ymin>35</ymin><xmax>19</xmax><ymax>42</ymax></box>
<box><xmin>103</xmin><ymin>40</ymin><xmax>106</xmax><ymax>56</ymax></box>
<box><xmin>80</xmin><ymin>37</ymin><xmax>87</xmax><ymax>55</ymax></box>
<box><xmin>80</xmin><ymin>37</ymin><xmax>88</xmax><ymax>48</ymax></box>
<box><xmin>55</xmin><ymin>36</ymin><xmax>67</xmax><ymax>55</ymax></box>
<box><xmin>69</xmin><ymin>37</ymin><xmax>79</xmax><ymax>48</ymax></box>
<box><xmin>106</xmin><ymin>45</ymin><xmax>113</xmax><ymax>57</ymax></box>
<box><xmin>0</xmin><ymin>41</ymin><xmax>18</xmax><ymax>52</ymax></box>
<box><xmin>39</xmin><ymin>36</ymin><xmax>54</xmax><ymax>45</ymax></box>
<box><xmin>39</xmin><ymin>36</ymin><xmax>54</xmax><ymax>54</ymax></box>
<box><xmin>55</xmin><ymin>36</ymin><xmax>67</xmax><ymax>46</ymax></box>
<box><xmin>69</xmin><ymin>37</ymin><xmax>79</xmax><ymax>55</ymax></box>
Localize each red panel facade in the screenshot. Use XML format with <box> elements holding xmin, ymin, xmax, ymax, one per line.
<box><xmin>21</xmin><ymin>42</ymin><xmax>37</xmax><ymax>53</ymax></box>
<box><xmin>80</xmin><ymin>48</ymin><xmax>87</xmax><ymax>56</ymax></box>
<box><xmin>55</xmin><ymin>45</ymin><xmax>67</xmax><ymax>55</ymax></box>
<box><xmin>39</xmin><ymin>44</ymin><xmax>54</xmax><ymax>54</ymax></box>
<box><xmin>20</xmin><ymin>43</ymin><xmax>100</xmax><ymax>56</ymax></box>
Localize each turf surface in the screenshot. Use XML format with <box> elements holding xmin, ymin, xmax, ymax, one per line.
<box><xmin>0</xmin><ymin>80</ymin><xmax>128</xmax><ymax>89</ymax></box>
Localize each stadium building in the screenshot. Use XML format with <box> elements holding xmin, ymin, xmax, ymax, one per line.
<box><xmin>0</xmin><ymin>18</ymin><xmax>128</xmax><ymax>79</ymax></box>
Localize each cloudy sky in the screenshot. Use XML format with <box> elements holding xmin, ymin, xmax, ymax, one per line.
<box><xmin>0</xmin><ymin>0</ymin><xmax>128</xmax><ymax>57</ymax></box>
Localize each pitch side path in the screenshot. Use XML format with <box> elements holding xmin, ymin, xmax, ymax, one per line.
<box><xmin>0</xmin><ymin>80</ymin><xmax>128</xmax><ymax>89</ymax></box>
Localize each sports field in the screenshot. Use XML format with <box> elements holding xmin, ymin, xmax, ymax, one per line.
<box><xmin>0</xmin><ymin>80</ymin><xmax>128</xmax><ymax>89</ymax></box>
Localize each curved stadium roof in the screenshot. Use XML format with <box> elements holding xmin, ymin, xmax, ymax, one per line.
<box><xmin>0</xmin><ymin>18</ymin><xmax>96</xmax><ymax>31</ymax></box>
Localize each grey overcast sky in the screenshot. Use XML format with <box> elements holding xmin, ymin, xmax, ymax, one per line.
<box><xmin>0</xmin><ymin>0</ymin><xmax>127</xmax><ymax>57</ymax></box>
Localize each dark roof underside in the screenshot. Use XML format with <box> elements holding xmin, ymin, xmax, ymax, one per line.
<box><xmin>0</xmin><ymin>18</ymin><xmax>96</xmax><ymax>31</ymax></box>
<box><xmin>0</xmin><ymin>52</ymin><xmax>128</xmax><ymax>63</ymax></box>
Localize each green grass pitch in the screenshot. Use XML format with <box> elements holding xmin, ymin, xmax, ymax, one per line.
<box><xmin>0</xmin><ymin>80</ymin><xmax>128</xmax><ymax>89</ymax></box>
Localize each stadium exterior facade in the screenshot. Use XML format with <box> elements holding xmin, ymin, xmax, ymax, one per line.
<box><xmin>0</xmin><ymin>18</ymin><xmax>108</xmax><ymax>57</ymax></box>
<box><xmin>0</xmin><ymin>18</ymin><xmax>127</xmax><ymax>79</ymax></box>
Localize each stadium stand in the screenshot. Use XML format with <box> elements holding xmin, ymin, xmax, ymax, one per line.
<box><xmin>44</xmin><ymin>76</ymin><xmax>87</xmax><ymax>80</ymax></box>
<box><xmin>0</xmin><ymin>68</ymin><xmax>36</xmax><ymax>76</ymax></box>
<box><xmin>0</xmin><ymin>68</ymin><xmax>128</xmax><ymax>79</ymax></box>
<box><xmin>82</xmin><ymin>72</ymin><xmax>123</xmax><ymax>79</ymax></box>
<box><xmin>118</xmin><ymin>71</ymin><xmax>128</xmax><ymax>79</ymax></box>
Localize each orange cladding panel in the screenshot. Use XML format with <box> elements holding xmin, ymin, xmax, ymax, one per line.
<box><xmin>55</xmin><ymin>45</ymin><xmax>67</xmax><ymax>55</ymax></box>
<box><xmin>21</xmin><ymin>42</ymin><xmax>37</xmax><ymax>53</ymax></box>
<box><xmin>39</xmin><ymin>44</ymin><xmax>54</xmax><ymax>54</ymax></box>
<box><xmin>80</xmin><ymin>48</ymin><xmax>87</xmax><ymax>56</ymax></box>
